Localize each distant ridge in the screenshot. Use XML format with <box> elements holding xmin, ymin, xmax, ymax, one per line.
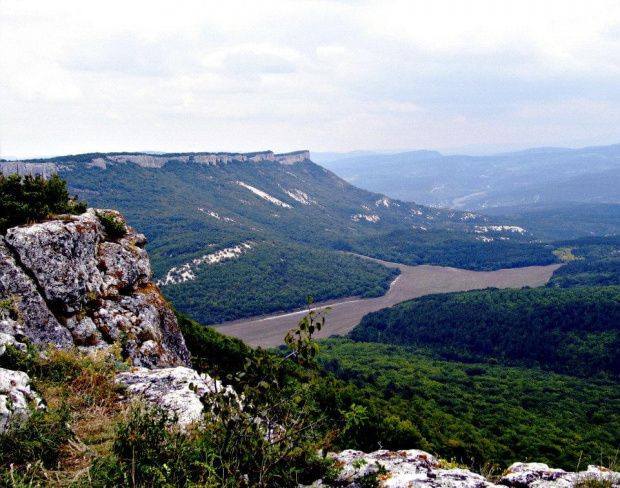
<box><xmin>0</xmin><ymin>150</ymin><xmax>311</xmax><ymax>175</ymax></box>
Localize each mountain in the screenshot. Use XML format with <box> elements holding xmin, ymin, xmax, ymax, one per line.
<box><xmin>322</xmin><ymin>144</ymin><xmax>620</xmax><ymax>212</ymax></box>
<box><xmin>1</xmin><ymin>151</ymin><xmax>555</xmax><ymax>324</ymax></box>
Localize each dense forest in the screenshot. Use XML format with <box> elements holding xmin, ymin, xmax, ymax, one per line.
<box><xmin>341</xmin><ymin>228</ymin><xmax>557</xmax><ymax>271</ymax></box>
<box><xmin>349</xmin><ymin>286</ymin><xmax>620</xmax><ymax>378</ymax></box>
<box><xmin>317</xmin><ymin>339</ymin><xmax>620</xmax><ymax>470</ymax></box>
<box><xmin>177</xmin><ymin>311</ymin><xmax>620</xmax><ymax>472</ymax></box>
<box><xmin>548</xmin><ymin>235</ymin><xmax>620</xmax><ymax>288</ymax></box>
<box><xmin>163</xmin><ymin>242</ymin><xmax>399</xmax><ymax>324</ymax></box>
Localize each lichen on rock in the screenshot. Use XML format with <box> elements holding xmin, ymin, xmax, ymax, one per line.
<box><xmin>0</xmin><ymin>209</ymin><xmax>190</xmax><ymax>368</ymax></box>
<box><xmin>115</xmin><ymin>366</ymin><xmax>231</xmax><ymax>429</ymax></box>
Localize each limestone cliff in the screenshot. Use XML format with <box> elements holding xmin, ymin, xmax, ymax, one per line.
<box><xmin>0</xmin><ymin>209</ymin><xmax>190</xmax><ymax>368</ymax></box>
<box><xmin>0</xmin><ymin>150</ymin><xmax>311</xmax><ymax>173</ymax></box>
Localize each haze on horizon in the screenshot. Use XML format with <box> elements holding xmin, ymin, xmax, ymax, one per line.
<box><xmin>2</xmin><ymin>0</ymin><xmax>620</xmax><ymax>158</ymax></box>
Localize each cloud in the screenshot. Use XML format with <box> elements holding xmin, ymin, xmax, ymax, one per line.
<box><xmin>2</xmin><ymin>0</ymin><xmax>620</xmax><ymax>156</ymax></box>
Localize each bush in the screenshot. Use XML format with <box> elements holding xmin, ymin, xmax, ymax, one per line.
<box><xmin>92</xmin><ymin>307</ymin><xmax>340</xmax><ymax>487</ymax></box>
<box><xmin>0</xmin><ymin>173</ymin><xmax>87</xmax><ymax>233</ymax></box>
<box><xmin>96</xmin><ymin>211</ymin><xmax>127</xmax><ymax>239</ymax></box>
<box><xmin>0</xmin><ymin>393</ymin><xmax>72</xmax><ymax>468</ymax></box>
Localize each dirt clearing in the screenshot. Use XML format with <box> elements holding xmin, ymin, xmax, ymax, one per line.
<box><xmin>215</xmin><ymin>259</ymin><xmax>562</xmax><ymax>348</ymax></box>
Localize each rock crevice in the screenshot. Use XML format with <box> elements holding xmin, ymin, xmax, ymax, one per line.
<box><xmin>0</xmin><ymin>209</ymin><xmax>190</xmax><ymax>368</ymax></box>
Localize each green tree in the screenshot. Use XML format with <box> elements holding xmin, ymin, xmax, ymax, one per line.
<box><xmin>0</xmin><ymin>173</ymin><xmax>86</xmax><ymax>233</ymax></box>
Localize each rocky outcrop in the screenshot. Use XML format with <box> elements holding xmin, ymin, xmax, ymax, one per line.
<box><xmin>0</xmin><ymin>366</ymin><xmax>43</xmax><ymax>433</ymax></box>
<box><xmin>8</xmin><ymin>151</ymin><xmax>311</xmax><ymax>173</ymax></box>
<box><xmin>308</xmin><ymin>450</ymin><xmax>620</xmax><ymax>488</ymax></box>
<box><xmin>275</xmin><ymin>150</ymin><xmax>310</xmax><ymax>165</ymax></box>
<box><xmin>0</xmin><ymin>161</ymin><xmax>59</xmax><ymax>179</ymax></box>
<box><xmin>115</xmin><ymin>366</ymin><xmax>233</xmax><ymax>429</ymax></box>
<box><xmin>0</xmin><ymin>209</ymin><xmax>190</xmax><ymax>368</ymax></box>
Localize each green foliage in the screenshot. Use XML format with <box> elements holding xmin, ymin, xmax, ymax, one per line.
<box><xmin>350</xmin><ymin>286</ymin><xmax>620</xmax><ymax>378</ymax></box>
<box><xmin>343</xmin><ymin>228</ymin><xmax>557</xmax><ymax>271</ymax></box>
<box><xmin>164</xmin><ymin>242</ymin><xmax>399</xmax><ymax>324</ymax></box>
<box><xmin>0</xmin><ymin>398</ymin><xmax>72</xmax><ymax>468</ymax></box>
<box><xmin>0</xmin><ymin>347</ymin><xmax>121</xmax><ymax>478</ymax></box>
<box><xmin>90</xmin><ymin>405</ymin><xmax>201</xmax><ymax>487</ymax></box>
<box><xmin>0</xmin><ymin>173</ymin><xmax>87</xmax><ymax>233</ymax></box>
<box><xmin>92</xmin><ymin>309</ymin><xmax>341</xmax><ymax>487</ymax></box>
<box><xmin>96</xmin><ymin>211</ymin><xmax>127</xmax><ymax>239</ymax></box>
<box><xmin>174</xmin><ymin>307</ymin><xmax>252</xmax><ymax>379</ymax></box>
<box><xmin>319</xmin><ymin>339</ymin><xmax>620</xmax><ymax>471</ymax></box>
<box><xmin>548</xmin><ymin>236</ymin><xmax>620</xmax><ymax>288</ymax></box>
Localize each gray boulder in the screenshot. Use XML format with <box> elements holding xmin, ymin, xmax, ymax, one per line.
<box><xmin>0</xmin><ymin>367</ymin><xmax>43</xmax><ymax>433</ymax></box>
<box><xmin>0</xmin><ymin>209</ymin><xmax>190</xmax><ymax>367</ymax></box>
<box><xmin>115</xmin><ymin>366</ymin><xmax>232</xmax><ymax>429</ymax></box>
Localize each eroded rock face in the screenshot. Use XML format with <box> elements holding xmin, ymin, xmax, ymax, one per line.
<box><xmin>0</xmin><ymin>209</ymin><xmax>190</xmax><ymax>368</ymax></box>
<box><xmin>0</xmin><ymin>367</ymin><xmax>44</xmax><ymax>433</ymax></box>
<box><xmin>0</xmin><ymin>244</ymin><xmax>72</xmax><ymax>347</ymax></box>
<box><xmin>307</xmin><ymin>450</ymin><xmax>620</xmax><ymax>488</ymax></box>
<box><xmin>115</xmin><ymin>366</ymin><xmax>232</xmax><ymax>429</ymax></box>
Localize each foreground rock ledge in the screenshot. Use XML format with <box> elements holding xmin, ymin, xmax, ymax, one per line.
<box><xmin>0</xmin><ymin>209</ymin><xmax>189</xmax><ymax>368</ymax></box>
<box><xmin>306</xmin><ymin>449</ymin><xmax>620</xmax><ymax>488</ymax></box>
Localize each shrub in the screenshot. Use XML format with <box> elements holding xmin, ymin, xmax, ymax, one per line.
<box><xmin>0</xmin><ymin>173</ymin><xmax>87</xmax><ymax>233</ymax></box>
<box><xmin>96</xmin><ymin>211</ymin><xmax>127</xmax><ymax>239</ymax></box>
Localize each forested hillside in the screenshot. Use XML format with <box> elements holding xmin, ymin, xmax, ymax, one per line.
<box><xmin>548</xmin><ymin>235</ymin><xmax>620</xmax><ymax>288</ymax></box>
<box><xmin>349</xmin><ymin>286</ymin><xmax>620</xmax><ymax>378</ymax></box>
<box><xmin>318</xmin><ymin>339</ymin><xmax>620</xmax><ymax>470</ymax></box>
<box><xmin>3</xmin><ymin>151</ymin><xmax>557</xmax><ymax>324</ymax></box>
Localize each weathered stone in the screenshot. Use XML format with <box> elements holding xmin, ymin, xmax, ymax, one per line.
<box><xmin>115</xmin><ymin>366</ymin><xmax>231</xmax><ymax>429</ymax></box>
<box><xmin>115</xmin><ymin>287</ymin><xmax>190</xmax><ymax>367</ymax></box>
<box><xmin>96</xmin><ymin>211</ymin><xmax>150</xmax><ymax>296</ymax></box>
<box><xmin>66</xmin><ymin>316</ymin><xmax>102</xmax><ymax>346</ymax></box>
<box><xmin>0</xmin><ymin>332</ymin><xmax>27</xmax><ymax>354</ymax></box>
<box><xmin>313</xmin><ymin>449</ymin><xmax>495</xmax><ymax>488</ymax></box>
<box><xmin>500</xmin><ymin>462</ymin><xmax>567</xmax><ymax>487</ymax></box>
<box><xmin>307</xmin><ymin>450</ymin><xmax>620</xmax><ymax>488</ymax></box>
<box><xmin>5</xmin><ymin>211</ymin><xmax>104</xmax><ymax>313</ymax></box>
<box><xmin>0</xmin><ymin>244</ymin><xmax>72</xmax><ymax>347</ymax></box>
<box><xmin>0</xmin><ymin>367</ymin><xmax>43</xmax><ymax>433</ymax></box>
<box><xmin>0</xmin><ymin>209</ymin><xmax>190</xmax><ymax>367</ymax></box>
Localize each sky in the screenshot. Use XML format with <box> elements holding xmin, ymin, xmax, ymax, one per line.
<box><xmin>2</xmin><ymin>0</ymin><xmax>620</xmax><ymax>158</ymax></box>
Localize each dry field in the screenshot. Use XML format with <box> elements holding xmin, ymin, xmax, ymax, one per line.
<box><xmin>215</xmin><ymin>258</ymin><xmax>562</xmax><ymax>348</ymax></box>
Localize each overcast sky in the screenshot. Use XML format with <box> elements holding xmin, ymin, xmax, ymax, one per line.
<box><xmin>2</xmin><ymin>0</ymin><xmax>620</xmax><ymax>158</ymax></box>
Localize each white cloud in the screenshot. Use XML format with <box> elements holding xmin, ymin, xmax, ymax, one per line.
<box><xmin>2</xmin><ymin>0</ymin><xmax>620</xmax><ymax>157</ymax></box>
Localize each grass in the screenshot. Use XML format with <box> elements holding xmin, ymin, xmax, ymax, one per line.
<box><xmin>0</xmin><ymin>345</ymin><xmax>126</xmax><ymax>486</ymax></box>
<box><xmin>553</xmin><ymin>247</ymin><xmax>583</xmax><ymax>262</ymax></box>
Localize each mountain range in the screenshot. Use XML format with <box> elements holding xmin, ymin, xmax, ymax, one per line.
<box><xmin>321</xmin><ymin>143</ymin><xmax>620</xmax><ymax>211</ymax></box>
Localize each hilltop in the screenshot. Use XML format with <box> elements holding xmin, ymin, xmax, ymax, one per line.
<box><xmin>1</xmin><ymin>151</ymin><xmax>557</xmax><ymax>325</ymax></box>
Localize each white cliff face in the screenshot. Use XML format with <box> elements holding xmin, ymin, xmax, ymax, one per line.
<box><xmin>1</xmin><ymin>151</ymin><xmax>311</xmax><ymax>172</ymax></box>
<box><xmin>0</xmin><ymin>209</ymin><xmax>189</xmax><ymax>368</ymax></box>
<box><xmin>158</xmin><ymin>242</ymin><xmax>253</xmax><ymax>286</ymax></box>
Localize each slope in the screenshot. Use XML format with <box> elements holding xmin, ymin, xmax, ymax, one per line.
<box><xmin>322</xmin><ymin>143</ymin><xmax>620</xmax><ymax>212</ymax></box>
<box><xmin>3</xmin><ymin>151</ymin><xmax>556</xmax><ymax>324</ymax></box>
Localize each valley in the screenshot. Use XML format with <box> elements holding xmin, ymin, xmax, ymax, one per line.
<box><xmin>215</xmin><ymin>258</ymin><xmax>561</xmax><ymax>347</ymax></box>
